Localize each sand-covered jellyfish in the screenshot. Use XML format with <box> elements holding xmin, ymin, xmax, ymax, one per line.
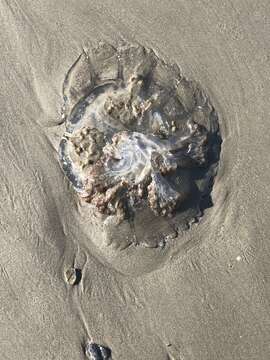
<box><xmin>58</xmin><ymin>41</ymin><xmax>221</xmax><ymax>274</ymax></box>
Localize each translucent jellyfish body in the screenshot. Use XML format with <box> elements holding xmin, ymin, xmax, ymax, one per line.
<box><xmin>59</xmin><ymin>41</ymin><xmax>221</xmax><ymax>251</ymax></box>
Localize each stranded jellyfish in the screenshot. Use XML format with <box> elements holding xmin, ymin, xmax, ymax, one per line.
<box><xmin>59</xmin><ymin>41</ymin><xmax>221</xmax><ymax>249</ymax></box>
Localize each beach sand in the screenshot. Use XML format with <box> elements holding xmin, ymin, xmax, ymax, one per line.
<box><xmin>0</xmin><ymin>1</ymin><xmax>269</xmax><ymax>359</ymax></box>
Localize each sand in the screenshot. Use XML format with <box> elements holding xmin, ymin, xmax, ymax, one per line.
<box><xmin>0</xmin><ymin>1</ymin><xmax>270</xmax><ymax>359</ymax></box>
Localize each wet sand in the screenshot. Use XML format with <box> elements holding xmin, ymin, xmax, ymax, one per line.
<box><xmin>0</xmin><ymin>1</ymin><xmax>270</xmax><ymax>359</ymax></box>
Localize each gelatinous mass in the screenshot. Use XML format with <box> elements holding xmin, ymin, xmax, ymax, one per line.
<box><xmin>59</xmin><ymin>41</ymin><xmax>221</xmax><ymax>236</ymax></box>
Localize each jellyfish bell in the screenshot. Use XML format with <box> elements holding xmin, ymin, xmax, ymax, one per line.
<box><xmin>58</xmin><ymin>41</ymin><xmax>221</xmax><ymax>275</ymax></box>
